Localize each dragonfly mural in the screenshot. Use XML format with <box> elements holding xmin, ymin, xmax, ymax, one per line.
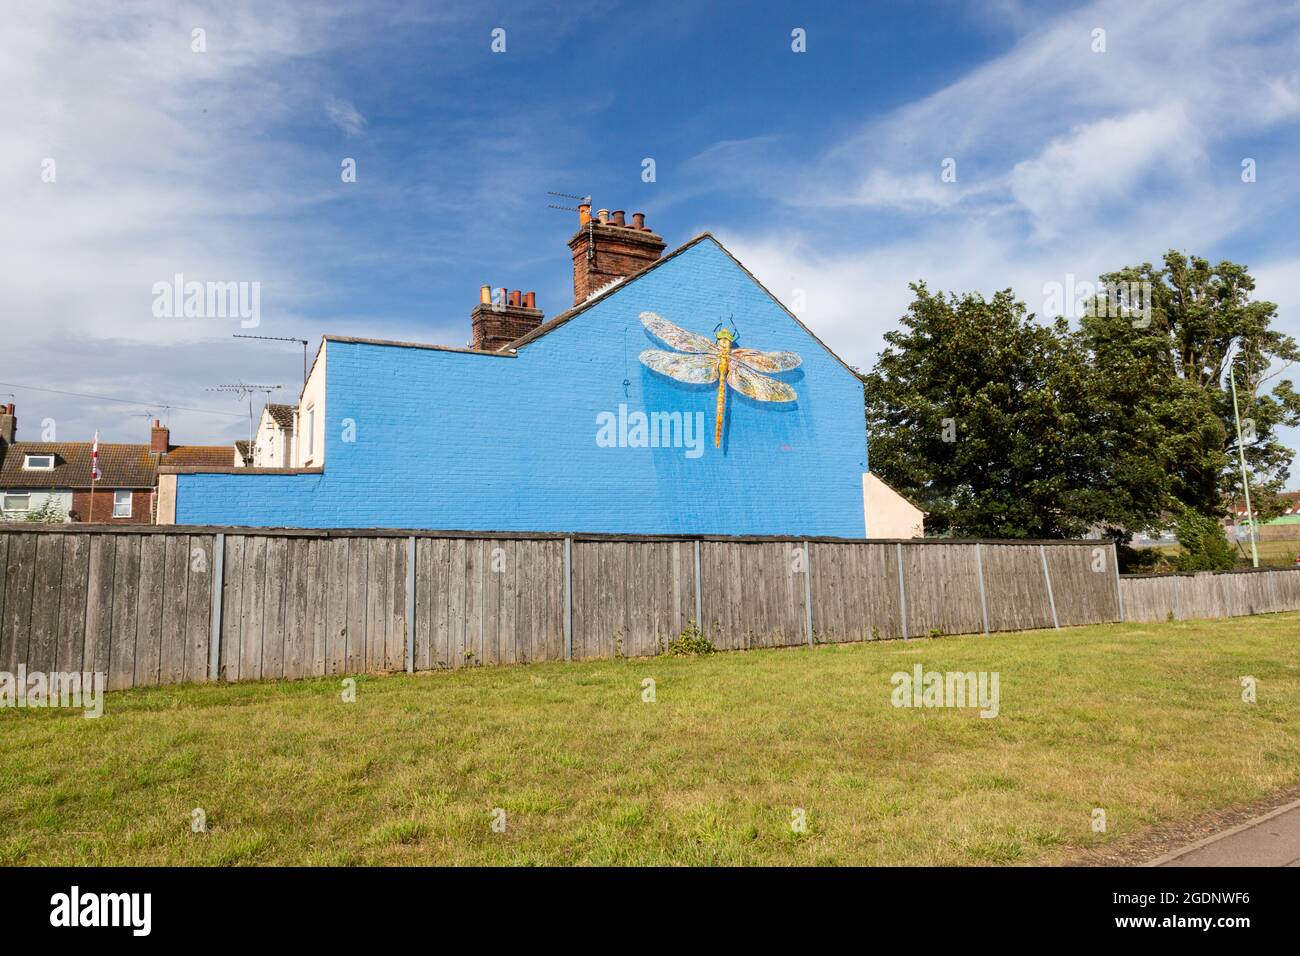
<box><xmin>638</xmin><ymin>311</ymin><xmax>802</xmax><ymax>448</ymax></box>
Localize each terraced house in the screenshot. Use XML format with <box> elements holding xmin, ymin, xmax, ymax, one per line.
<box><xmin>0</xmin><ymin>407</ymin><xmax>232</xmax><ymax>523</ymax></box>
<box><xmin>159</xmin><ymin>206</ymin><xmax>919</xmax><ymax>538</ymax></box>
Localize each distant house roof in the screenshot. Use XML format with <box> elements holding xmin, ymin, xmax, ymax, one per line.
<box><xmin>0</xmin><ymin>442</ymin><xmax>157</xmax><ymax>489</ymax></box>
<box><xmin>234</xmin><ymin>439</ymin><xmax>252</xmax><ymax>461</ymax></box>
<box><xmin>0</xmin><ymin>441</ymin><xmax>234</xmax><ymax>489</ymax></box>
<box><xmin>161</xmin><ymin>445</ymin><xmax>236</xmax><ymax>468</ymax></box>
<box><xmin>265</xmin><ymin>404</ymin><xmax>297</xmax><ymax>430</ymax></box>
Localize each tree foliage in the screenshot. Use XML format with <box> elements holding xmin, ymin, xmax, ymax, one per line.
<box><xmin>863</xmin><ymin>283</ymin><xmax>1117</xmax><ymax>537</ymax></box>
<box><xmin>864</xmin><ymin>253</ymin><xmax>1298</xmax><ymax>541</ymax></box>
<box><xmin>1081</xmin><ymin>251</ymin><xmax>1300</xmax><ymax>521</ymax></box>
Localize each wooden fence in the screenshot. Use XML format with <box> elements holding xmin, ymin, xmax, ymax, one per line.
<box><xmin>0</xmin><ymin>525</ymin><xmax>1293</xmax><ymax>690</ymax></box>
<box><xmin>1118</xmin><ymin>567</ymin><xmax>1300</xmax><ymax>622</ymax></box>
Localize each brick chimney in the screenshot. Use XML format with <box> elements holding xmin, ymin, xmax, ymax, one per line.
<box><xmin>567</xmin><ymin>203</ymin><xmax>666</xmax><ymax>305</ymax></box>
<box><xmin>470</xmin><ymin>285</ymin><xmax>544</xmax><ymax>351</ymax></box>
<box><xmin>0</xmin><ymin>403</ymin><xmax>15</xmax><ymax>445</ymax></box>
<box><xmin>150</xmin><ymin>419</ymin><xmax>170</xmax><ymax>453</ymax></box>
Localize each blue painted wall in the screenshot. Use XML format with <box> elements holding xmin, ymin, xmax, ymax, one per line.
<box><xmin>176</xmin><ymin>237</ymin><xmax>869</xmax><ymax>535</ymax></box>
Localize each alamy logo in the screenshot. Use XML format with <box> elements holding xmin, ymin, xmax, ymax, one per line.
<box><xmin>151</xmin><ymin>273</ymin><xmax>261</xmax><ymax>327</ymax></box>
<box><xmin>596</xmin><ymin>403</ymin><xmax>706</xmax><ymax>459</ymax></box>
<box><xmin>891</xmin><ymin>664</ymin><xmax>1000</xmax><ymax>718</ymax></box>
<box><xmin>50</xmin><ymin>886</ymin><xmax>151</xmax><ymax>936</ymax></box>
<box><xmin>0</xmin><ymin>667</ymin><xmax>104</xmax><ymax>718</ymax></box>
<box><xmin>1041</xmin><ymin>275</ymin><xmax>1153</xmax><ymax>326</ymax></box>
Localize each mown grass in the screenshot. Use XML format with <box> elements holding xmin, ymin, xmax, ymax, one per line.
<box><xmin>2</xmin><ymin>613</ymin><xmax>1297</xmax><ymax>865</ymax></box>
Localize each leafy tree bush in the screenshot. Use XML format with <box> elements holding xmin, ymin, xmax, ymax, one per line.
<box><xmin>662</xmin><ymin>622</ymin><xmax>714</xmax><ymax>657</ymax></box>
<box><xmin>1172</xmin><ymin>509</ymin><xmax>1236</xmax><ymax>571</ymax></box>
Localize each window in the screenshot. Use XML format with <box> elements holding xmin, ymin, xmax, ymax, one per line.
<box><xmin>112</xmin><ymin>490</ymin><xmax>133</xmax><ymax>518</ymax></box>
<box><xmin>306</xmin><ymin>405</ymin><xmax>315</xmax><ymax>458</ymax></box>
<box><xmin>3</xmin><ymin>492</ymin><xmax>30</xmax><ymax>514</ymax></box>
<box><xmin>23</xmin><ymin>454</ymin><xmax>55</xmax><ymax>470</ymax></box>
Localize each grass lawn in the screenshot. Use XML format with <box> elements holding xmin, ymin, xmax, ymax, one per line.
<box><xmin>1153</xmin><ymin>538</ymin><xmax>1300</xmax><ymax>568</ymax></box>
<box><xmin>2</xmin><ymin>613</ymin><xmax>1298</xmax><ymax>866</ymax></box>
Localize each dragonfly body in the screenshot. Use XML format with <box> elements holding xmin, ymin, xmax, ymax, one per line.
<box><xmin>637</xmin><ymin>312</ymin><xmax>801</xmax><ymax>448</ymax></box>
<box><xmin>714</xmin><ymin>331</ymin><xmax>732</xmax><ymax>448</ymax></box>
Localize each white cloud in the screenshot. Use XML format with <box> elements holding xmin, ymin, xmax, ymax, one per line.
<box><xmin>325</xmin><ymin>96</ymin><xmax>367</xmax><ymax>136</ymax></box>
<box><xmin>1009</xmin><ymin>103</ymin><xmax>1197</xmax><ymax>237</ymax></box>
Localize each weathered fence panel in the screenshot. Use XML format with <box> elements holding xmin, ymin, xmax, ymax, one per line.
<box><xmin>979</xmin><ymin>544</ymin><xmax>1055</xmax><ymax>632</ymax></box>
<box><xmin>1119</xmin><ymin>567</ymin><xmax>1300</xmax><ymax>623</ymax></box>
<box><xmin>3</xmin><ymin>525</ymin><xmax>1296</xmax><ymax>691</ymax></box>
<box><xmin>573</xmin><ymin>539</ymin><xmax>695</xmax><ymax>658</ymax></box>
<box><xmin>700</xmin><ymin>541</ymin><xmax>806</xmax><ymax>651</ymax></box>
<box><xmin>809</xmin><ymin>542</ymin><xmax>902</xmax><ymax>642</ymax></box>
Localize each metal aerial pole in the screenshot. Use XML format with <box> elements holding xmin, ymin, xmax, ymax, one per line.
<box><xmin>1229</xmin><ymin>365</ymin><xmax>1259</xmax><ymax>568</ymax></box>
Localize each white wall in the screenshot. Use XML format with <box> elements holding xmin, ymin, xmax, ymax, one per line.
<box><xmin>1</xmin><ymin>488</ymin><xmax>73</xmax><ymax>521</ymax></box>
<box><xmin>296</xmin><ymin>342</ymin><xmax>326</xmax><ymax>467</ymax></box>
<box><xmin>862</xmin><ymin>473</ymin><xmax>924</xmax><ymax>538</ymax></box>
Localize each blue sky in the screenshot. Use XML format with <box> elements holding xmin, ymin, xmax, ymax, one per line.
<box><xmin>4</xmin><ymin>0</ymin><xmax>1300</xmax><ymax>473</ymax></box>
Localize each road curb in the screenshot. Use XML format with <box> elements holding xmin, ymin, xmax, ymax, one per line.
<box><xmin>1143</xmin><ymin>796</ymin><xmax>1300</xmax><ymax>866</ymax></box>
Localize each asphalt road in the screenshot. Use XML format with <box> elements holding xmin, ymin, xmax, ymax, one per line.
<box><xmin>1148</xmin><ymin>799</ymin><xmax>1300</xmax><ymax>867</ymax></box>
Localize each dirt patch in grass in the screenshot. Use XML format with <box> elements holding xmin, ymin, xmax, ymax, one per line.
<box><xmin>1069</xmin><ymin>783</ymin><xmax>1300</xmax><ymax>866</ymax></box>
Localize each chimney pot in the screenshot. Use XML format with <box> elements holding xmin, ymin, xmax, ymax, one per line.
<box><xmin>470</xmin><ymin>284</ymin><xmax>545</xmax><ymax>351</ymax></box>
<box><xmin>480</xmin><ymin>284</ymin><xmax>491</xmax><ymax>305</ymax></box>
<box><xmin>567</xmin><ymin>201</ymin><xmax>667</xmax><ymax>305</ymax></box>
<box><xmin>578</xmin><ymin>202</ymin><xmax>591</xmax><ymax>225</ymax></box>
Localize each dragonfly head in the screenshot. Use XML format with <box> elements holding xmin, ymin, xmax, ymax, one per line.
<box><xmin>714</xmin><ymin>321</ymin><xmax>736</xmax><ymax>345</ymax></box>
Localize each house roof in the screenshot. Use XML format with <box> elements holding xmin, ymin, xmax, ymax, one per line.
<box><xmin>265</xmin><ymin>403</ymin><xmax>297</xmax><ymax>430</ymax></box>
<box><xmin>0</xmin><ymin>441</ymin><xmax>234</xmax><ymax>489</ymax></box>
<box><xmin>234</xmin><ymin>439</ymin><xmax>252</xmax><ymax>460</ymax></box>
<box><xmin>500</xmin><ymin>232</ymin><xmax>864</xmax><ymax>381</ymax></box>
<box><xmin>318</xmin><ymin>233</ymin><xmax>863</xmax><ymax>382</ymax></box>
<box><xmin>0</xmin><ymin>442</ymin><xmax>157</xmax><ymax>489</ymax></box>
<box><xmin>161</xmin><ymin>445</ymin><xmax>236</xmax><ymax>468</ymax></box>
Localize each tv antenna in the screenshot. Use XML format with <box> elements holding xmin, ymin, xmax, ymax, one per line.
<box><xmin>233</xmin><ymin>334</ymin><xmax>311</xmax><ymax>388</ymax></box>
<box><xmin>546</xmin><ymin>190</ymin><xmax>591</xmax><ymax>212</ymax></box>
<box><xmin>205</xmin><ymin>382</ymin><xmax>284</xmax><ymax>446</ymax></box>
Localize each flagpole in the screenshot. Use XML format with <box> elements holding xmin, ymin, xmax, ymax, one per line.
<box><xmin>89</xmin><ymin>430</ymin><xmax>99</xmax><ymax>524</ymax></box>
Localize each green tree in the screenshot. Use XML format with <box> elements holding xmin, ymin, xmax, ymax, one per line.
<box><xmin>863</xmin><ymin>283</ymin><xmax>1129</xmax><ymax>538</ymax></box>
<box><xmin>1171</xmin><ymin>508</ymin><xmax>1236</xmax><ymax>571</ymax></box>
<box><xmin>1081</xmin><ymin>252</ymin><xmax>1300</xmax><ymax>522</ymax></box>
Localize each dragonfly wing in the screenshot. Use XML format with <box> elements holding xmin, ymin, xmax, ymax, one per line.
<box><xmin>640</xmin><ymin>349</ymin><xmax>720</xmax><ymax>384</ymax></box>
<box><xmin>640</xmin><ymin>312</ymin><xmax>718</xmax><ymax>354</ymax></box>
<box><xmin>727</xmin><ymin>362</ymin><xmax>797</xmax><ymax>402</ymax></box>
<box><xmin>730</xmin><ymin>347</ymin><xmax>802</xmax><ymax>372</ymax></box>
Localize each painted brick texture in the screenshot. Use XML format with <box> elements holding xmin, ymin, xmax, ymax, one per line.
<box><xmin>176</xmin><ymin>238</ymin><xmax>870</xmax><ymax>536</ymax></box>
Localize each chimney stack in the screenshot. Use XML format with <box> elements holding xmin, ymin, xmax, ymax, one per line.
<box><xmin>567</xmin><ymin>204</ymin><xmax>666</xmax><ymax>305</ymax></box>
<box><xmin>151</xmin><ymin>419</ymin><xmax>170</xmax><ymax>453</ymax></box>
<box><xmin>0</xmin><ymin>403</ymin><xmax>15</xmax><ymax>445</ymax></box>
<box><xmin>471</xmin><ymin>284</ymin><xmax>544</xmax><ymax>352</ymax></box>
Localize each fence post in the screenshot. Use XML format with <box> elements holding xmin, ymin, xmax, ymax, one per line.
<box><xmin>803</xmin><ymin>540</ymin><xmax>814</xmax><ymax>646</ymax></box>
<box><xmin>1111</xmin><ymin>543</ymin><xmax>1124</xmax><ymax>622</ymax></box>
<box><xmin>563</xmin><ymin>536</ymin><xmax>573</xmax><ymax>662</ymax></box>
<box><xmin>896</xmin><ymin>542</ymin><xmax>908</xmax><ymax>640</ymax></box>
<box><xmin>1039</xmin><ymin>544</ymin><xmax>1059</xmax><ymax>629</ymax></box>
<box><xmin>693</xmin><ymin>538</ymin><xmax>702</xmax><ymax>628</ymax></box>
<box><xmin>975</xmin><ymin>543</ymin><xmax>989</xmax><ymax>635</ymax></box>
<box><xmin>208</xmin><ymin>532</ymin><xmax>224</xmax><ymax>681</ymax></box>
<box><xmin>405</xmin><ymin>536</ymin><xmax>415</xmax><ymax>674</ymax></box>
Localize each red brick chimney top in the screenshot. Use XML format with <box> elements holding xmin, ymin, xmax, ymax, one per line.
<box><xmin>471</xmin><ymin>285</ymin><xmax>544</xmax><ymax>352</ymax></box>
<box><xmin>567</xmin><ymin>203</ymin><xmax>665</xmax><ymax>305</ymax></box>
<box><xmin>150</xmin><ymin>419</ymin><xmax>170</xmax><ymax>453</ymax></box>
